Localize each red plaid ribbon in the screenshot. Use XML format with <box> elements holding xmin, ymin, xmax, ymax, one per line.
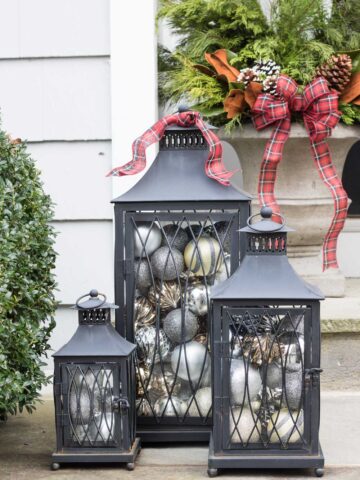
<box><xmin>107</xmin><ymin>111</ymin><xmax>234</xmax><ymax>186</ymax></box>
<box><xmin>252</xmin><ymin>75</ymin><xmax>348</xmax><ymax>271</ymax></box>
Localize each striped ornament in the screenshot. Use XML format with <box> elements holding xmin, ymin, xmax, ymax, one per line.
<box><xmin>268</xmin><ymin>408</ymin><xmax>304</xmax><ymax>444</ymax></box>
<box><xmin>184</xmin><ymin>237</ymin><xmax>223</xmax><ymax>276</ymax></box>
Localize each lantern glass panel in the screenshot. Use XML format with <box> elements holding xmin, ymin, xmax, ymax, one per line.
<box><xmin>61</xmin><ymin>363</ymin><xmax>120</xmax><ymax>448</ymax></box>
<box><xmin>125</xmin><ymin>209</ymin><xmax>240</xmax><ymax>424</ymax></box>
<box><xmin>223</xmin><ymin>305</ymin><xmax>310</xmax><ymax>450</ymax></box>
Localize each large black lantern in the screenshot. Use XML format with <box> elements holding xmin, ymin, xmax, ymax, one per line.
<box><xmin>208</xmin><ymin>207</ymin><xmax>324</xmax><ymax>477</ymax></box>
<box><xmin>51</xmin><ymin>290</ymin><xmax>140</xmax><ymax>470</ymax></box>
<box><xmin>113</xmin><ymin>122</ymin><xmax>251</xmax><ymax>442</ymax></box>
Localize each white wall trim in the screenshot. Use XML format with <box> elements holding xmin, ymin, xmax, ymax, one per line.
<box><xmin>110</xmin><ymin>0</ymin><xmax>158</xmax><ymax>200</ymax></box>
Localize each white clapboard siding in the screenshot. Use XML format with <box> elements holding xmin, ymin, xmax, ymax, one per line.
<box><xmin>0</xmin><ymin>0</ymin><xmax>110</xmax><ymax>58</ymax></box>
<box><xmin>53</xmin><ymin>220</ymin><xmax>114</xmax><ymax>305</ymax></box>
<box><xmin>29</xmin><ymin>141</ymin><xmax>113</xmax><ymax>220</ymax></box>
<box><xmin>0</xmin><ymin>57</ymin><xmax>111</xmax><ymax>142</ymax></box>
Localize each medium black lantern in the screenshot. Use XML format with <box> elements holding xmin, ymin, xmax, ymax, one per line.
<box><xmin>113</xmin><ymin>122</ymin><xmax>251</xmax><ymax>442</ymax></box>
<box><xmin>51</xmin><ymin>289</ymin><xmax>140</xmax><ymax>470</ymax></box>
<box><xmin>208</xmin><ymin>207</ymin><xmax>324</xmax><ymax>477</ymax></box>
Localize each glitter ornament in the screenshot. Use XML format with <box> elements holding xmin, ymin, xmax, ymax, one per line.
<box><xmin>230</xmin><ymin>358</ymin><xmax>262</xmax><ymax>405</ymax></box>
<box><xmin>283</xmin><ymin>365</ymin><xmax>303</xmax><ymax>410</ymax></box>
<box><xmin>134</xmin><ymin>259</ymin><xmax>152</xmax><ymax>290</ymax></box>
<box><xmin>148</xmin><ymin>280</ymin><xmax>181</xmax><ymax>312</ymax></box>
<box><xmin>135</xmin><ymin>326</ymin><xmax>171</xmax><ymax>365</ymax></box>
<box><xmin>151</xmin><ymin>246</ymin><xmax>184</xmax><ymax>281</ymax></box>
<box><xmin>171</xmin><ymin>341</ymin><xmax>210</xmax><ymax>386</ymax></box>
<box><xmin>134</xmin><ymin>296</ymin><xmax>156</xmax><ymax>329</ymax></box>
<box><xmin>161</xmin><ymin>224</ymin><xmax>189</xmax><ymax>253</ymax></box>
<box><xmin>186</xmin><ymin>282</ymin><xmax>208</xmax><ymax>316</ymax></box>
<box><xmin>268</xmin><ymin>409</ymin><xmax>304</xmax><ymax>444</ymax></box>
<box><xmin>187</xmin><ymin>387</ymin><xmax>212</xmax><ymax>417</ymax></box>
<box><xmin>229</xmin><ymin>407</ymin><xmax>261</xmax><ymax>443</ymax></box>
<box><xmin>154</xmin><ymin>396</ymin><xmax>185</xmax><ymax>417</ymax></box>
<box><xmin>134</xmin><ymin>222</ymin><xmax>162</xmax><ymax>258</ymax></box>
<box><xmin>212</xmin><ymin>221</ymin><xmax>232</xmax><ymax>253</ymax></box>
<box><xmin>184</xmin><ymin>236</ymin><xmax>223</xmax><ymax>276</ymax></box>
<box><xmin>163</xmin><ymin>308</ymin><xmax>198</xmax><ymax>343</ymax></box>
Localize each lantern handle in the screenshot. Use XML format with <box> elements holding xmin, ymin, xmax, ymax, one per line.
<box><xmin>75</xmin><ymin>289</ymin><xmax>107</xmax><ymax>309</ymax></box>
<box><xmin>247</xmin><ymin>208</ymin><xmax>286</xmax><ymax>233</ymax></box>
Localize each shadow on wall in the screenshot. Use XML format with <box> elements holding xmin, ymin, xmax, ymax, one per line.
<box><xmin>342</xmin><ymin>140</ymin><xmax>360</xmax><ymax>216</ymax></box>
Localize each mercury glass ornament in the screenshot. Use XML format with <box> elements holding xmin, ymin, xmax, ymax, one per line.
<box><xmin>134</xmin><ymin>259</ymin><xmax>152</xmax><ymax>290</ymax></box>
<box><xmin>148</xmin><ymin>280</ymin><xmax>181</xmax><ymax>312</ymax></box>
<box><xmin>268</xmin><ymin>409</ymin><xmax>304</xmax><ymax>444</ymax></box>
<box><xmin>148</xmin><ymin>364</ymin><xmax>182</xmax><ymax>398</ymax></box>
<box><xmin>283</xmin><ymin>365</ymin><xmax>303</xmax><ymax>410</ymax></box>
<box><xmin>154</xmin><ymin>396</ymin><xmax>185</xmax><ymax>417</ymax></box>
<box><xmin>163</xmin><ymin>308</ymin><xmax>199</xmax><ymax>343</ymax></box>
<box><xmin>136</xmin><ymin>398</ymin><xmax>153</xmax><ymax>417</ymax></box>
<box><xmin>184</xmin><ymin>236</ymin><xmax>223</xmax><ymax>276</ymax></box>
<box><xmin>230</xmin><ymin>407</ymin><xmax>261</xmax><ymax>444</ymax></box>
<box><xmin>136</xmin><ymin>363</ymin><xmax>150</xmax><ymax>396</ymax></box>
<box><xmin>194</xmin><ymin>333</ymin><xmax>208</xmax><ymax>346</ymax></box>
<box><xmin>151</xmin><ymin>246</ymin><xmax>184</xmax><ymax>281</ymax></box>
<box><xmin>134</xmin><ymin>296</ymin><xmax>156</xmax><ymax>329</ymax></box>
<box><xmin>134</xmin><ymin>222</ymin><xmax>162</xmax><ymax>258</ymax></box>
<box><xmin>171</xmin><ymin>341</ymin><xmax>210</xmax><ymax>386</ymax></box>
<box><xmin>135</xmin><ymin>326</ymin><xmax>170</xmax><ymax>365</ymax></box>
<box><xmin>186</xmin><ymin>282</ymin><xmax>208</xmax><ymax>316</ymax></box>
<box><xmin>230</xmin><ymin>358</ymin><xmax>262</xmax><ymax>405</ymax></box>
<box><xmin>187</xmin><ymin>387</ymin><xmax>212</xmax><ymax>417</ymax></box>
<box><xmin>161</xmin><ymin>224</ymin><xmax>189</xmax><ymax>253</ymax></box>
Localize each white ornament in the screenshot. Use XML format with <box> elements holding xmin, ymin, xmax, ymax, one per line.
<box><xmin>134</xmin><ymin>222</ymin><xmax>162</xmax><ymax>258</ymax></box>
<box><xmin>229</xmin><ymin>407</ymin><xmax>261</xmax><ymax>444</ymax></box>
<box><xmin>230</xmin><ymin>358</ymin><xmax>262</xmax><ymax>405</ymax></box>
<box><xmin>154</xmin><ymin>396</ymin><xmax>185</xmax><ymax>417</ymax></box>
<box><xmin>187</xmin><ymin>387</ymin><xmax>212</xmax><ymax>417</ymax></box>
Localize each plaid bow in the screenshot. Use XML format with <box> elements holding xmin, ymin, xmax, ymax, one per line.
<box><xmin>252</xmin><ymin>75</ymin><xmax>348</xmax><ymax>271</ymax></box>
<box><xmin>107</xmin><ymin>111</ymin><xmax>234</xmax><ymax>186</ymax></box>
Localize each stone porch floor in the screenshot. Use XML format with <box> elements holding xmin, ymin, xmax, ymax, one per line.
<box><xmin>1</xmin><ymin>392</ymin><xmax>360</xmax><ymax>480</ymax></box>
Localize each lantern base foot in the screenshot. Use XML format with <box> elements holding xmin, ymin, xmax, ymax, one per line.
<box><xmin>51</xmin><ymin>437</ymin><xmax>141</xmax><ymax>467</ymax></box>
<box><xmin>208</xmin><ymin>435</ymin><xmax>324</xmax><ymax>475</ymax></box>
<box><xmin>207</xmin><ymin>468</ymin><xmax>219</xmax><ymax>477</ymax></box>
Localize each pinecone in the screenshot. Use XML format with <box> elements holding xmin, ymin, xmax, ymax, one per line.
<box><xmin>316</xmin><ymin>54</ymin><xmax>352</xmax><ymax>93</ymax></box>
<box><xmin>237</xmin><ymin>67</ymin><xmax>257</xmax><ymax>86</ymax></box>
<box><xmin>263</xmin><ymin>75</ymin><xmax>279</xmax><ymax>96</ymax></box>
<box><xmin>253</xmin><ymin>59</ymin><xmax>281</xmax><ymax>81</ymax></box>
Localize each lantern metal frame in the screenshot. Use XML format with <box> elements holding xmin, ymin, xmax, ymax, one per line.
<box><xmin>113</xmin><ymin>125</ymin><xmax>251</xmax><ymax>443</ymax></box>
<box><xmin>208</xmin><ymin>209</ymin><xmax>325</xmax><ymax>477</ymax></box>
<box><xmin>51</xmin><ymin>290</ymin><xmax>140</xmax><ymax>470</ymax></box>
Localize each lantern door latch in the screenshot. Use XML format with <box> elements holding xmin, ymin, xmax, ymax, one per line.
<box><xmin>304</xmin><ymin>368</ymin><xmax>323</xmax><ymax>387</ymax></box>
<box><xmin>112</xmin><ymin>396</ymin><xmax>130</xmax><ymax>412</ymax></box>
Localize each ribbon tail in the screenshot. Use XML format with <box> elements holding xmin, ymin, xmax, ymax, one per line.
<box><xmin>258</xmin><ymin>117</ymin><xmax>291</xmax><ymax>221</ymax></box>
<box><xmin>309</xmin><ymin>138</ymin><xmax>349</xmax><ymax>271</ymax></box>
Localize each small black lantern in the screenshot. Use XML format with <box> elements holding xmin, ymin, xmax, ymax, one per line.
<box><xmin>113</xmin><ymin>122</ymin><xmax>251</xmax><ymax>442</ymax></box>
<box><xmin>208</xmin><ymin>207</ymin><xmax>324</xmax><ymax>477</ymax></box>
<box><xmin>51</xmin><ymin>289</ymin><xmax>140</xmax><ymax>471</ymax></box>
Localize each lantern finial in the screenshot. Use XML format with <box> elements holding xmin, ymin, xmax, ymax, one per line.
<box><xmin>260</xmin><ymin>206</ymin><xmax>272</xmax><ymax>219</ymax></box>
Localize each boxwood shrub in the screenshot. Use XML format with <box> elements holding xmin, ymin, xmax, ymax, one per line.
<box><xmin>0</xmin><ymin>131</ymin><xmax>57</xmax><ymax>420</ymax></box>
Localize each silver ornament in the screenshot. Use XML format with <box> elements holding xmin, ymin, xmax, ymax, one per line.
<box><xmin>283</xmin><ymin>366</ymin><xmax>303</xmax><ymax>410</ymax></box>
<box><xmin>87</xmin><ymin>413</ymin><xmax>114</xmax><ymax>443</ymax></box>
<box><xmin>187</xmin><ymin>387</ymin><xmax>212</xmax><ymax>417</ymax></box>
<box><xmin>151</xmin><ymin>246</ymin><xmax>184</xmax><ymax>281</ymax></box>
<box><xmin>163</xmin><ymin>308</ymin><xmax>198</xmax><ymax>343</ymax></box>
<box><xmin>135</xmin><ymin>326</ymin><xmax>170</xmax><ymax>365</ymax></box>
<box><xmin>229</xmin><ymin>330</ymin><xmax>242</xmax><ymax>359</ymax></box>
<box><xmin>186</xmin><ymin>282</ymin><xmax>208</xmax><ymax>316</ymax></box>
<box><xmin>161</xmin><ymin>224</ymin><xmax>189</xmax><ymax>253</ymax></box>
<box><xmin>134</xmin><ymin>259</ymin><xmax>152</xmax><ymax>290</ymax></box>
<box><xmin>213</xmin><ymin>221</ymin><xmax>232</xmax><ymax>253</ymax></box>
<box><xmin>265</xmin><ymin>362</ymin><xmax>282</xmax><ymax>389</ymax></box>
<box><xmin>171</xmin><ymin>341</ymin><xmax>211</xmax><ymax>386</ymax></box>
<box><xmin>229</xmin><ymin>407</ymin><xmax>261</xmax><ymax>444</ymax></box>
<box><xmin>134</xmin><ymin>222</ymin><xmax>162</xmax><ymax>258</ymax></box>
<box><xmin>230</xmin><ymin>358</ymin><xmax>262</xmax><ymax>405</ymax></box>
<box><xmin>212</xmin><ymin>254</ymin><xmax>231</xmax><ymax>286</ymax></box>
<box><xmin>268</xmin><ymin>409</ymin><xmax>304</xmax><ymax>444</ymax></box>
<box><xmin>184</xmin><ymin>236</ymin><xmax>223</xmax><ymax>276</ymax></box>
<box><xmin>154</xmin><ymin>396</ymin><xmax>185</xmax><ymax>417</ymax></box>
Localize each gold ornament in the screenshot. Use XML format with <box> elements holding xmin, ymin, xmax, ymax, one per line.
<box><xmin>136</xmin><ymin>363</ymin><xmax>150</xmax><ymax>396</ymax></box>
<box><xmin>148</xmin><ymin>280</ymin><xmax>181</xmax><ymax>311</ymax></box>
<box><xmin>194</xmin><ymin>333</ymin><xmax>208</xmax><ymax>346</ymax></box>
<box><xmin>148</xmin><ymin>365</ymin><xmax>182</xmax><ymax>397</ymax></box>
<box><xmin>134</xmin><ymin>296</ymin><xmax>156</xmax><ymax>329</ymax></box>
<box><xmin>243</xmin><ymin>334</ymin><xmax>284</xmax><ymax>367</ymax></box>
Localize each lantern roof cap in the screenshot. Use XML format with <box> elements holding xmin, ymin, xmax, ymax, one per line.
<box><xmin>72</xmin><ymin>289</ymin><xmax>118</xmax><ymax>310</ymax></box>
<box><xmin>112</xmin><ymin>141</ymin><xmax>251</xmax><ymax>204</ymax></box>
<box><xmin>210</xmin><ymin>254</ymin><xmax>324</xmax><ymax>301</ymax></box>
<box><xmin>240</xmin><ymin>207</ymin><xmax>294</xmax><ymax>233</ymax></box>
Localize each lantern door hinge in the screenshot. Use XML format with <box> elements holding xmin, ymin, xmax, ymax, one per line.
<box><xmin>304</xmin><ymin>367</ymin><xmax>323</xmax><ymax>387</ymax></box>
<box><xmin>122</xmin><ymin>259</ymin><xmax>132</xmax><ymax>277</ymax></box>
